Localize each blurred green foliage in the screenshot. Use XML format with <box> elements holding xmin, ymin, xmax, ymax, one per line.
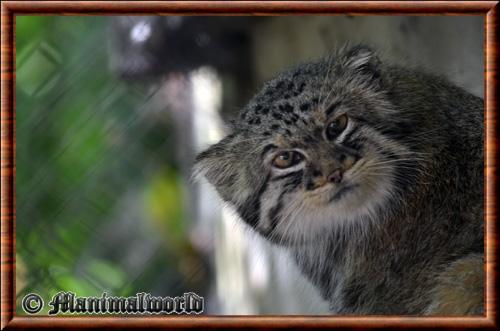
<box><xmin>15</xmin><ymin>16</ymin><xmax>203</xmax><ymax>315</ymax></box>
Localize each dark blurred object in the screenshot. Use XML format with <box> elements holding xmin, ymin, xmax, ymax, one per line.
<box><xmin>109</xmin><ymin>16</ymin><xmax>255</xmax><ymax>79</ymax></box>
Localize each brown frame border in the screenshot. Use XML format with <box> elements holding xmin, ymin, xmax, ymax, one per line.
<box><xmin>1</xmin><ymin>1</ymin><xmax>498</xmax><ymax>329</ymax></box>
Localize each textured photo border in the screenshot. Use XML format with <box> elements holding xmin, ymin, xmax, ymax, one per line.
<box><xmin>1</xmin><ymin>1</ymin><xmax>497</xmax><ymax>329</ymax></box>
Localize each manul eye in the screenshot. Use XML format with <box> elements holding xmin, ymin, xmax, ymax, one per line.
<box><xmin>272</xmin><ymin>151</ymin><xmax>304</xmax><ymax>169</ymax></box>
<box><xmin>325</xmin><ymin>114</ymin><xmax>348</xmax><ymax>140</ymax></box>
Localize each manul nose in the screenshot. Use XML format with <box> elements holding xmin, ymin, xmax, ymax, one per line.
<box><xmin>328</xmin><ymin>169</ymin><xmax>343</xmax><ymax>184</ymax></box>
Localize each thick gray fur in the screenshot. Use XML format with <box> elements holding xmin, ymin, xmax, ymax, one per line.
<box><xmin>195</xmin><ymin>45</ymin><xmax>484</xmax><ymax>315</ymax></box>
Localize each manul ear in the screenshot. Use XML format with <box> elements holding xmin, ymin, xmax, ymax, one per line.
<box><xmin>340</xmin><ymin>44</ymin><xmax>381</xmax><ymax>82</ymax></box>
<box><xmin>194</xmin><ymin>133</ymin><xmax>250</xmax><ymax>205</ymax></box>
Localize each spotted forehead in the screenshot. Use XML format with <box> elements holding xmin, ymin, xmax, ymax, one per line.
<box><xmin>238</xmin><ymin>75</ymin><xmax>332</xmax><ymax>138</ymax></box>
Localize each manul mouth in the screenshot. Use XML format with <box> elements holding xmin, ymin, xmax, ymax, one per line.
<box><xmin>329</xmin><ymin>185</ymin><xmax>357</xmax><ymax>202</ymax></box>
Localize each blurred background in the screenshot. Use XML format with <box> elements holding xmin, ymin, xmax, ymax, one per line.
<box><xmin>15</xmin><ymin>15</ymin><xmax>483</xmax><ymax>315</ymax></box>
